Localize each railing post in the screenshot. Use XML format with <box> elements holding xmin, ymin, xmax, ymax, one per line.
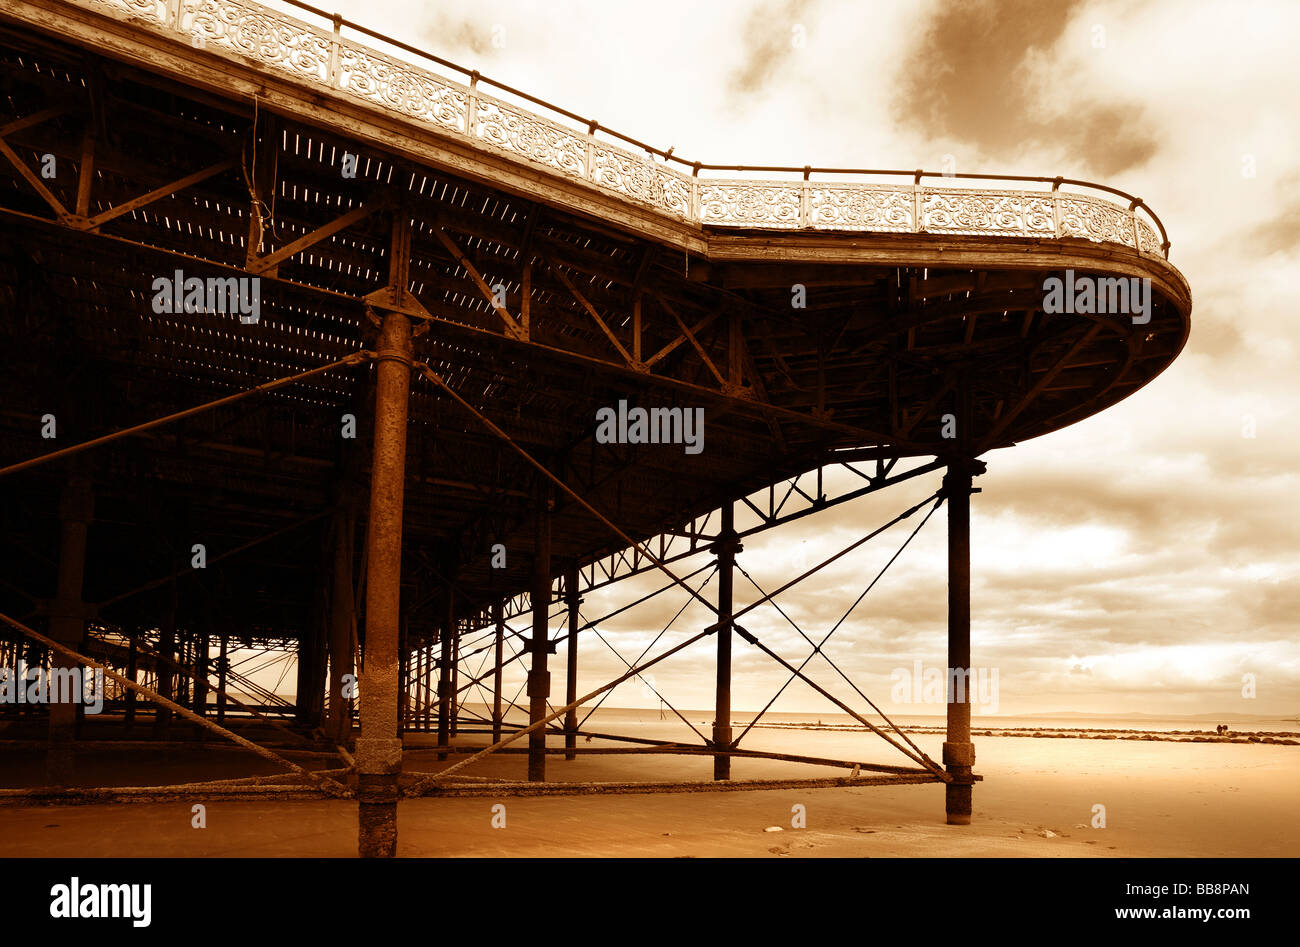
<box><xmin>585</xmin><ymin>120</ymin><xmax>598</xmax><ymax>183</ymax></box>
<box><xmin>912</xmin><ymin>169</ymin><xmax>923</xmax><ymax>233</ymax></box>
<box><xmin>1051</xmin><ymin>176</ymin><xmax>1063</xmax><ymax>239</ymax></box>
<box><xmin>691</xmin><ymin>163</ymin><xmax>701</xmax><ymax>222</ymax></box>
<box><xmin>1127</xmin><ymin>198</ymin><xmax>1142</xmax><ymax>250</ymax></box>
<box><xmin>327</xmin><ymin>13</ymin><xmax>342</xmax><ymax>87</ymax></box>
<box><xmin>800</xmin><ymin>166</ymin><xmax>811</xmax><ymax>229</ymax></box>
<box><xmin>466</xmin><ymin>71</ymin><xmax>480</xmax><ymax>140</ymax></box>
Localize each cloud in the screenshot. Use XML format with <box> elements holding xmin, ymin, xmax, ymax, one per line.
<box><xmin>724</xmin><ymin>0</ymin><xmax>814</xmax><ymax>100</ymax></box>
<box><xmin>303</xmin><ymin>0</ymin><xmax>1300</xmax><ymax>716</ymax></box>
<box><xmin>891</xmin><ymin>0</ymin><xmax>1160</xmax><ymax>177</ymax></box>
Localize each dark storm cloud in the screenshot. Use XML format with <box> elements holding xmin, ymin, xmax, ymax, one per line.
<box><xmin>895</xmin><ymin>0</ymin><xmax>1160</xmax><ymax>177</ymax></box>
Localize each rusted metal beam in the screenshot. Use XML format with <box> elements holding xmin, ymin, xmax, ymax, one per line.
<box><xmin>430</xmin><ymin>224</ymin><xmax>527</xmax><ymax>339</ymax></box>
<box><xmin>0</xmin><ymin>105</ymin><xmax>70</xmax><ymax>137</ymax></box>
<box><xmin>422</xmin><ymin>773</ymin><xmax>943</xmax><ymax>797</ymax></box>
<box><xmin>74</xmin><ymin>119</ymin><xmax>95</xmax><ymax>219</ymax></box>
<box><xmin>549</xmin><ymin>260</ymin><xmax>640</xmax><ymax>370</ymax></box>
<box><xmin>0</xmin><ymin>133</ymin><xmax>70</xmax><ymax>218</ymax></box>
<box><xmin>247</xmin><ymin>199</ymin><xmax>384</xmax><ymax>275</ymax></box>
<box><xmin>0</xmin><ymin>353</ymin><xmax>371</xmax><ymax>479</ymax></box>
<box><xmin>642</xmin><ymin>308</ymin><xmax>720</xmax><ymax>369</ymax></box>
<box><xmin>980</xmin><ymin>323</ymin><xmax>1103</xmax><ymax>448</ymax></box>
<box><xmin>659</xmin><ymin>295</ymin><xmax>727</xmax><ymax>388</ymax></box>
<box><xmin>85</xmin><ymin>158</ymin><xmax>236</xmax><ymax>229</ymax></box>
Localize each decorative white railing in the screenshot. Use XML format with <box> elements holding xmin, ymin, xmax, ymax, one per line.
<box><xmin>76</xmin><ymin>0</ymin><xmax>1171</xmax><ymax>257</ymax></box>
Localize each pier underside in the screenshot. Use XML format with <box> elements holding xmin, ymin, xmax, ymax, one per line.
<box><xmin>0</xmin><ymin>0</ymin><xmax>1190</xmax><ymax>855</ymax></box>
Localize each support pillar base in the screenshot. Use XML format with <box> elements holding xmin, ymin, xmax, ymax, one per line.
<box><xmin>357</xmin><ymin>773</ymin><xmax>399</xmax><ymax>858</ymax></box>
<box><xmin>527</xmin><ymin>669</ymin><xmax>550</xmax><ymax>782</ymax></box>
<box><xmin>712</xmin><ymin>725</ymin><xmax>732</xmax><ymax>781</ymax></box>
<box><xmin>945</xmin><ymin>779</ymin><xmax>973</xmax><ymax>825</ymax></box>
<box><xmin>943</xmin><ymin>741</ymin><xmax>975</xmax><ymax>825</ymax></box>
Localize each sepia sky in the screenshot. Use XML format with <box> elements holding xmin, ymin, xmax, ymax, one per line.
<box><xmin>270</xmin><ymin>0</ymin><xmax>1299</xmax><ymax>718</ymax></box>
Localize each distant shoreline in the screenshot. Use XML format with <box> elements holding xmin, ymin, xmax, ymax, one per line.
<box><xmin>746</xmin><ymin>723</ymin><xmax>1300</xmax><ymax>744</ymax></box>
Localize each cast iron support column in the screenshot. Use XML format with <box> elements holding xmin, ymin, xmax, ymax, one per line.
<box><xmin>326</xmin><ymin>496</ymin><xmax>357</xmax><ymax>744</ymax></box>
<box><xmin>47</xmin><ymin>475</ymin><xmax>93</xmax><ymax>786</ymax></box>
<box><xmin>564</xmin><ymin>565</ymin><xmax>581</xmax><ymax>761</ymax></box>
<box><xmin>356</xmin><ymin>309</ymin><xmax>412</xmax><ymax>859</ymax></box>
<box><xmin>194</xmin><ymin>630</ymin><xmax>208</xmax><ymax>721</ymax></box>
<box><xmin>713</xmin><ymin>501</ymin><xmax>739</xmax><ymax>781</ymax></box>
<box><xmin>491</xmin><ymin>601</ymin><xmax>504</xmax><ymax>743</ymax></box>
<box><xmin>216</xmin><ymin>634</ymin><xmax>228</xmax><ymax>726</ymax></box>
<box><xmin>436</xmin><ymin>583</ymin><xmax>453</xmax><ymax>760</ymax></box>
<box><xmin>125</xmin><ymin>632</ymin><xmax>137</xmax><ymax>729</ymax></box>
<box><xmin>943</xmin><ymin>462</ymin><xmax>977</xmax><ymax>824</ymax></box>
<box><xmin>154</xmin><ymin>581</ymin><xmax>176</xmax><ymax>739</ymax></box>
<box><xmin>450</xmin><ymin>621</ymin><xmax>460</xmax><ymax>737</ymax></box>
<box><xmin>527</xmin><ymin>487</ymin><xmax>552</xmax><ymax>782</ymax></box>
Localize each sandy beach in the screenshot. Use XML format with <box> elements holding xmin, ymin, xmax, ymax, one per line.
<box><xmin>1</xmin><ymin>723</ymin><xmax>1295</xmax><ymax>857</ymax></box>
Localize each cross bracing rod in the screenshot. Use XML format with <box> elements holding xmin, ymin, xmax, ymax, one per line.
<box><xmin>0</xmin><ymin>353</ymin><xmax>374</xmax><ymax>479</ymax></box>
<box><xmin>462</xmin><ymin>455</ymin><xmax>943</xmax><ymax>629</ymax></box>
<box><xmin>0</xmin><ymin>609</ymin><xmax>349</xmax><ymax>795</ymax></box>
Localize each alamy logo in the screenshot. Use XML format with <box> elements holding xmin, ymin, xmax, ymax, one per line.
<box><xmin>890</xmin><ymin>660</ymin><xmax>999</xmax><ymax>712</ymax></box>
<box><xmin>0</xmin><ymin>661</ymin><xmax>103</xmax><ymax>714</ymax></box>
<box><xmin>594</xmin><ymin>400</ymin><xmax>705</xmax><ymax>455</ymax></box>
<box><xmin>50</xmin><ymin>877</ymin><xmax>151</xmax><ymax>927</ymax></box>
<box><xmin>1042</xmin><ymin>269</ymin><xmax>1151</xmax><ymax>325</ymax></box>
<box><xmin>151</xmin><ymin>269</ymin><xmax>261</xmax><ymax>324</ymax></box>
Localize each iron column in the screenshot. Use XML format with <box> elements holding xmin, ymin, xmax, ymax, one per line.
<box><xmin>943</xmin><ymin>463</ymin><xmax>976</xmax><ymax>824</ymax></box>
<box><xmin>216</xmin><ymin>634</ymin><xmax>228</xmax><ymax>726</ymax></box>
<box><xmin>713</xmin><ymin>501</ymin><xmax>739</xmax><ymax>780</ymax></box>
<box><xmin>450</xmin><ymin>620</ymin><xmax>460</xmax><ymax>738</ymax></box>
<box><xmin>437</xmin><ymin>583</ymin><xmax>453</xmax><ymax>760</ymax></box>
<box><xmin>564</xmin><ymin>565</ymin><xmax>580</xmax><ymax>761</ymax></box>
<box><xmin>125</xmin><ymin>632</ymin><xmax>137</xmax><ymax>730</ymax></box>
<box><xmin>46</xmin><ymin>475</ymin><xmax>93</xmax><ymax>786</ymax></box>
<box><xmin>527</xmin><ymin>487</ymin><xmax>552</xmax><ymax>782</ymax></box>
<box><xmin>356</xmin><ymin>309</ymin><xmax>412</xmax><ymax>858</ymax></box>
<box><xmin>326</xmin><ymin>498</ymin><xmax>356</xmax><ymax>745</ymax></box>
<box><xmin>491</xmin><ymin>600</ymin><xmax>504</xmax><ymax>743</ymax></box>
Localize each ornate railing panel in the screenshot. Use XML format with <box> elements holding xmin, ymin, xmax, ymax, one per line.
<box><xmin>699</xmin><ymin>182</ymin><xmax>802</xmax><ymax>229</ymax></box>
<box><xmin>809</xmin><ymin>184</ymin><xmax>915</xmax><ymax>232</ymax></box>
<box><xmin>75</xmin><ymin>0</ymin><xmax>1170</xmax><ymax>257</ymax></box>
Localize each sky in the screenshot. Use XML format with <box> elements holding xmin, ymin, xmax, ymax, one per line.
<box><xmin>261</xmin><ymin>0</ymin><xmax>1300</xmax><ymax>719</ymax></box>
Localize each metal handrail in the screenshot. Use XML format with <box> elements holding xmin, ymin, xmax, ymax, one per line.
<box><xmin>70</xmin><ymin>0</ymin><xmax>1171</xmax><ymax>257</ymax></box>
